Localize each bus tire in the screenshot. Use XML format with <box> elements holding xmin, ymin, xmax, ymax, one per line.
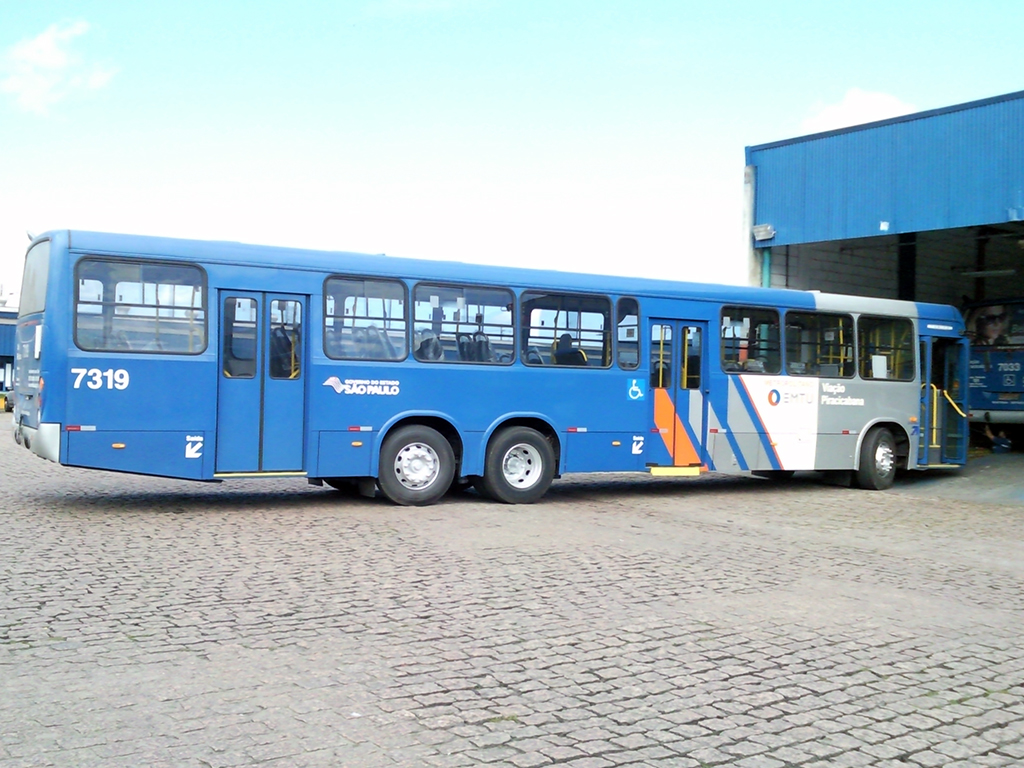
<box><xmin>378</xmin><ymin>425</ymin><xmax>455</xmax><ymax>506</ymax></box>
<box><xmin>857</xmin><ymin>426</ymin><xmax>897</xmax><ymax>490</ymax></box>
<box><xmin>480</xmin><ymin>427</ymin><xmax>555</xmax><ymax>504</ymax></box>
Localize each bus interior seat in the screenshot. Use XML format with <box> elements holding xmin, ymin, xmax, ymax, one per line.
<box><xmin>456</xmin><ymin>333</ymin><xmax>474</xmax><ymax>361</ymax></box>
<box><xmin>415</xmin><ymin>329</ymin><xmax>444</xmax><ymax>361</ymax></box>
<box><xmin>553</xmin><ymin>333</ymin><xmax>587</xmax><ymax>366</ymax></box>
<box><xmin>358</xmin><ymin>325</ymin><xmax>397</xmax><ymax>359</ymax></box>
<box><xmin>526</xmin><ymin>346</ymin><xmax>544</xmax><ymax>365</ymax></box>
<box><xmin>651</xmin><ymin>363</ymin><xmax>670</xmax><ymax>388</ymax></box>
<box><xmin>224</xmin><ymin>335</ymin><xmax>256</xmax><ymax>376</ymax></box>
<box><xmin>331</xmin><ymin>328</ymin><xmax>357</xmax><ymax>358</ymax></box>
<box><xmin>819</xmin><ymin>363</ymin><xmax>840</xmax><ymax>377</ymax></box>
<box><xmin>473</xmin><ymin>331</ymin><xmax>493</xmax><ymax>362</ymax></box>
<box><xmin>269</xmin><ymin>326</ymin><xmax>295</xmax><ymax>377</ymax></box>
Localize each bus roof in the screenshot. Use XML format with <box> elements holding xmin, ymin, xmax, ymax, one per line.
<box><xmin>45</xmin><ymin>229</ymin><xmax>960</xmax><ymax>323</ymax></box>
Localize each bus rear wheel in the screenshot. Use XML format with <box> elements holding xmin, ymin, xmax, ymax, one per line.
<box><xmin>378</xmin><ymin>425</ymin><xmax>455</xmax><ymax>506</ymax></box>
<box><xmin>479</xmin><ymin>427</ymin><xmax>555</xmax><ymax>504</ymax></box>
<box><xmin>857</xmin><ymin>426</ymin><xmax>897</xmax><ymax>490</ymax></box>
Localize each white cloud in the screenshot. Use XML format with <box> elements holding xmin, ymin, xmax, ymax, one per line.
<box><xmin>1</xmin><ymin>21</ymin><xmax>116</xmax><ymax>114</ymax></box>
<box><xmin>800</xmin><ymin>88</ymin><xmax>917</xmax><ymax>135</ymax></box>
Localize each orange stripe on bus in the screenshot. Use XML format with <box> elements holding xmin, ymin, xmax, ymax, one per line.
<box><xmin>653</xmin><ymin>388</ymin><xmax>701</xmax><ymax>467</ymax></box>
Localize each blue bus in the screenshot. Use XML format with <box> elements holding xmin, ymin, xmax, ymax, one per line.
<box><xmin>12</xmin><ymin>231</ymin><xmax>969</xmax><ymax>505</ymax></box>
<box><xmin>964</xmin><ymin>299</ymin><xmax>1024</xmax><ymax>429</ymax></box>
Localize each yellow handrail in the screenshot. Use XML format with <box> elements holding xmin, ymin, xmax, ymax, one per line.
<box><xmin>681</xmin><ymin>327</ymin><xmax>689</xmax><ymax>388</ymax></box>
<box><xmin>943</xmin><ymin>389</ymin><xmax>967</xmax><ymax>418</ymax></box>
<box><xmin>655</xmin><ymin>326</ymin><xmax>666</xmax><ymax>388</ymax></box>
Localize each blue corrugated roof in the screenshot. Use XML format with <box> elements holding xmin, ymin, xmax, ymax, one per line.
<box><xmin>745</xmin><ymin>90</ymin><xmax>1024</xmax><ymax>246</ymax></box>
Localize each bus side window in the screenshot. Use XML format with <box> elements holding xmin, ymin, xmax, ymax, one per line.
<box><xmin>858</xmin><ymin>315</ymin><xmax>915</xmax><ymax>381</ymax></box>
<box><xmin>785</xmin><ymin>311</ymin><xmax>854</xmax><ymax>378</ymax></box>
<box><xmin>269</xmin><ymin>300</ymin><xmax>302</xmax><ymax>379</ymax></box>
<box><xmin>521</xmin><ymin>291</ymin><xmax>611</xmax><ymax>368</ymax></box>
<box><xmin>617</xmin><ymin>298</ymin><xmax>639</xmax><ymax>370</ymax></box>
<box><xmin>323</xmin><ymin>277</ymin><xmax>408</xmax><ymax>361</ymax></box>
<box><xmin>223</xmin><ymin>297</ymin><xmax>257</xmax><ymax>378</ymax></box>
<box><xmin>411</xmin><ymin>283</ymin><xmax>514</xmax><ymax>365</ymax></box>
<box><xmin>681</xmin><ymin>325</ymin><xmax>701</xmax><ymax>389</ymax></box>
<box><xmin>720</xmin><ymin>306</ymin><xmax>780</xmax><ymax>374</ymax></box>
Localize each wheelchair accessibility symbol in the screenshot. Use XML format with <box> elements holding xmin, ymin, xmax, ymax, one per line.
<box><xmin>627</xmin><ymin>378</ymin><xmax>645</xmax><ymax>401</ymax></box>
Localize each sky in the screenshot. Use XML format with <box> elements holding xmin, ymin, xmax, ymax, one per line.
<box><xmin>1</xmin><ymin>1</ymin><xmax>1022</xmax><ymax>307</ymax></box>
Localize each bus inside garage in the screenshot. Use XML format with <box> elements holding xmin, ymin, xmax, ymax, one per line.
<box><xmin>745</xmin><ymin>89</ymin><xmax>1024</xmax><ymax>441</ymax></box>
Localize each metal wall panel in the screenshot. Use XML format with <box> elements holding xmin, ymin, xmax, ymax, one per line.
<box><xmin>747</xmin><ymin>90</ymin><xmax>1024</xmax><ymax>246</ymax></box>
<box><xmin>0</xmin><ymin>323</ymin><xmax>15</xmax><ymax>357</ymax></box>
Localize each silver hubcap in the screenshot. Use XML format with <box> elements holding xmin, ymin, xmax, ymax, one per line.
<box><xmin>502</xmin><ymin>443</ymin><xmax>542</xmax><ymax>489</ymax></box>
<box><xmin>393</xmin><ymin>442</ymin><xmax>441</xmax><ymax>491</ymax></box>
<box><xmin>875</xmin><ymin>441</ymin><xmax>894</xmax><ymax>476</ymax></box>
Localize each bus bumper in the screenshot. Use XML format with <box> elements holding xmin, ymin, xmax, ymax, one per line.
<box><xmin>969</xmin><ymin>410</ymin><xmax>1024</xmax><ymax>425</ymax></box>
<box><xmin>15</xmin><ymin>421</ymin><xmax>61</xmax><ymax>463</ymax></box>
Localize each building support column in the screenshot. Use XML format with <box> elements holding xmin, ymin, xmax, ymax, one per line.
<box><xmin>974</xmin><ymin>227</ymin><xmax>990</xmax><ymax>302</ymax></box>
<box><xmin>897</xmin><ymin>232</ymin><xmax>916</xmax><ymax>301</ymax></box>
<box><xmin>743</xmin><ymin>165</ymin><xmax>760</xmax><ymax>286</ymax></box>
<box><xmin>760</xmin><ymin>248</ymin><xmax>772</xmax><ymax>288</ymax></box>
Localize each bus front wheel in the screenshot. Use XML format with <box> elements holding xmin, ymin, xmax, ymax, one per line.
<box><xmin>378</xmin><ymin>425</ymin><xmax>455</xmax><ymax>506</ymax></box>
<box><xmin>479</xmin><ymin>427</ymin><xmax>555</xmax><ymax>504</ymax></box>
<box><xmin>857</xmin><ymin>427</ymin><xmax>897</xmax><ymax>490</ymax></box>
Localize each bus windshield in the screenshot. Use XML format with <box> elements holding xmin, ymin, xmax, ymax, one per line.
<box><xmin>19</xmin><ymin>240</ymin><xmax>50</xmax><ymax>317</ymax></box>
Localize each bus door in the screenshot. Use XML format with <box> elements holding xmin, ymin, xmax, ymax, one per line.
<box><xmin>647</xmin><ymin>320</ymin><xmax>709</xmax><ymax>474</ymax></box>
<box><xmin>918</xmin><ymin>336</ymin><xmax>969</xmax><ymax>466</ymax></box>
<box><xmin>217</xmin><ymin>292</ymin><xmax>307</xmax><ymax>474</ymax></box>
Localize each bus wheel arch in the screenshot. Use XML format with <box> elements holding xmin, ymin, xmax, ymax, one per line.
<box><xmin>856</xmin><ymin>422</ymin><xmax>905</xmax><ymax>490</ymax></box>
<box><xmin>377</xmin><ymin>417</ymin><xmax>463</xmax><ymax>505</ymax></box>
<box><xmin>475</xmin><ymin>419</ymin><xmax>559</xmax><ymax>504</ymax></box>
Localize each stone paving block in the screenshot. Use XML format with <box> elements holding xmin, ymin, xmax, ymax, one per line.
<box><xmin>2</xmin><ymin>434</ymin><xmax>1023</xmax><ymax>768</ymax></box>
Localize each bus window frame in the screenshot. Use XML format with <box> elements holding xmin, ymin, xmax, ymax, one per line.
<box><xmin>720</xmin><ymin>305</ymin><xmax>782</xmax><ymax>375</ymax></box>
<box><xmin>322</xmin><ymin>274</ymin><xmax>409</xmax><ymax>362</ymax></box>
<box><xmin>616</xmin><ymin>297</ymin><xmax>640</xmax><ymax>371</ymax></box>
<box><xmin>520</xmin><ymin>290</ymin><xmax>613</xmax><ymax>369</ymax></box>
<box><xmin>856</xmin><ymin>314</ymin><xmax>916</xmax><ymax>382</ymax></box>
<box><xmin>411</xmin><ymin>281</ymin><xmax>515</xmax><ymax>365</ymax></box>
<box><xmin>783</xmin><ymin>310</ymin><xmax>856</xmax><ymax>378</ymax></box>
<box><xmin>72</xmin><ymin>256</ymin><xmax>209</xmax><ymax>356</ymax></box>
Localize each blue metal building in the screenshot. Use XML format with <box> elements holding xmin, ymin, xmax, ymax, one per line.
<box><xmin>744</xmin><ymin>89</ymin><xmax>1024</xmax><ymax>305</ymax></box>
<box><xmin>1</xmin><ymin>308</ymin><xmax>15</xmax><ymax>390</ymax></box>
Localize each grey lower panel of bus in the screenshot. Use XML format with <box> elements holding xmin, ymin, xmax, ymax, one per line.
<box><xmin>16</xmin><ymin>422</ymin><xmax>60</xmax><ymax>464</ymax></box>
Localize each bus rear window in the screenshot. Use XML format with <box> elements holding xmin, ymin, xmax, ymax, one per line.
<box><xmin>18</xmin><ymin>240</ymin><xmax>50</xmax><ymax>317</ymax></box>
<box><xmin>75</xmin><ymin>258</ymin><xmax>207</xmax><ymax>354</ymax></box>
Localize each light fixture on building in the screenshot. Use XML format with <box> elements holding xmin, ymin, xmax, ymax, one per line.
<box><xmin>752</xmin><ymin>224</ymin><xmax>776</xmax><ymax>241</ymax></box>
<box><xmin>956</xmin><ymin>268</ymin><xmax>1017</xmax><ymax>278</ymax></box>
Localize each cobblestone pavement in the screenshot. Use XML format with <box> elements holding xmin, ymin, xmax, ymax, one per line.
<box><xmin>2</xmin><ymin>429</ymin><xmax>1023</xmax><ymax>768</ymax></box>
